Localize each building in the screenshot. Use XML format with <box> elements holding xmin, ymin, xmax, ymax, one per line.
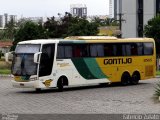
<box><xmin>70</xmin><ymin>4</ymin><xmax>87</xmax><ymax>18</ymax></box>
<box><xmin>0</xmin><ymin>41</ymin><xmax>12</xmax><ymax>54</ymax></box>
<box><xmin>115</xmin><ymin>0</ymin><xmax>160</xmax><ymax>38</ymax></box>
<box><xmin>0</xmin><ymin>15</ymin><xmax>3</xmax><ymax>28</ymax></box>
<box><xmin>109</xmin><ymin>0</ymin><xmax>122</xmax><ymax>19</ymax></box>
<box><xmin>0</xmin><ymin>13</ymin><xmax>17</xmax><ymax>29</ymax></box>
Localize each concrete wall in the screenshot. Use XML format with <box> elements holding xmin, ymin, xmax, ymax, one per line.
<box><xmin>120</xmin><ymin>0</ymin><xmax>156</xmax><ymax>38</ymax></box>
<box><xmin>121</xmin><ymin>0</ymin><xmax>137</xmax><ymax>38</ymax></box>
<box><xmin>143</xmin><ymin>0</ymin><xmax>156</xmax><ymax>26</ymax></box>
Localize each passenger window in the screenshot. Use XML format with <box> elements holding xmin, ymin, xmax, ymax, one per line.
<box><xmin>73</xmin><ymin>44</ymin><xmax>90</xmax><ymax>57</ymax></box>
<box><xmin>90</xmin><ymin>44</ymin><xmax>104</xmax><ymax>57</ymax></box>
<box><xmin>57</xmin><ymin>45</ymin><xmax>72</xmax><ymax>58</ymax></box>
<box><xmin>131</xmin><ymin>43</ymin><xmax>138</xmax><ymax>55</ymax></box>
<box><xmin>137</xmin><ymin>43</ymin><xmax>143</xmax><ymax>55</ymax></box>
<box><xmin>57</xmin><ymin>46</ymin><xmax>65</xmax><ymax>58</ymax></box>
<box><xmin>144</xmin><ymin>43</ymin><xmax>153</xmax><ymax>55</ymax></box>
<box><xmin>65</xmin><ymin>46</ymin><xmax>72</xmax><ymax>58</ymax></box>
<box><xmin>104</xmin><ymin>44</ymin><xmax>115</xmax><ymax>56</ymax></box>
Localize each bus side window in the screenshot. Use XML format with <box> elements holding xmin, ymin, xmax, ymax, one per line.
<box><xmin>90</xmin><ymin>44</ymin><xmax>97</xmax><ymax>57</ymax></box>
<box><xmin>116</xmin><ymin>44</ymin><xmax>123</xmax><ymax>56</ymax></box>
<box><xmin>90</xmin><ymin>44</ymin><xmax>104</xmax><ymax>57</ymax></box>
<box><xmin>73</xmin><ymin>46</ymin><xmax>81</xmax><ymax>57</ymax></box>
<box><xmin>97</xmin><ymin>44</ymin><xmax>104</xmax><ymax>57</ymax></box>
<box><xmin>81</xmin><ymin>44</ymin><xmax>90</xmax><ymax>57</ymax></box>
<box><xmin>65</xmin><ymin>46</ymin><xmax>72</xmax><ymax>58</ymax></box>
<box><xmin>57</xmin><ymin>45</ymin><xmax>72</xmax><ymax>58</ymax></box>
<box><xmin>131</xmin><ymin>43</ymin><xmax>138</xmax><ymax>55</ymax></box>
<box><xmin>104</xmin><ymin>44</ymin><xmax>114</xmax><ymax>57</ymax></box>
<box><xmin>57</xmin><ymin>46</ymin><xmax>65</xmax><ymax>58</ymax></box>
<box><xmin>137</xmin><ymin>43</ymin><xmax>143</xmax><ymax>55</ymax></box>
<box><xmin>143</xmin><ymin>43</ymin><xmax>153</xmax><ymax>55</ymax></box>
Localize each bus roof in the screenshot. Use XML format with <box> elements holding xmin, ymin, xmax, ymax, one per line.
<box><xmin>17</xmin><ymin>37</ymin><xmax>155</xmax><ymax>45</ymax></box>
<box><xmin>65</xmin><ymin>36</ymin><xmax>118</xmax><ymax>40</ymax></box>
<box><xmin>18</xmin><ymin>39</ymin><xmax>60</xmax><ymax>44</ymax></box>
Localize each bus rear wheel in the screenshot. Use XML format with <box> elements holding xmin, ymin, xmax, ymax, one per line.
<box><xmin>121</xmin><ymin>72</ymin><xmax>130</xmax><ymax>86</ymax></box>
<box><xmin>130</xmin><ymin>72</ymin><xmax>140</xmax><ymax>85</ymax></box>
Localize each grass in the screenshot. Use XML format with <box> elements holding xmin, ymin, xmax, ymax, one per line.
<box><xmin>0</xmin><ymin>57</ymin><xmax>11</xmax><ymax>75</ymax></box>
<box><xmin>156</xmin><ymin>71</ymin><xmax>160</xmax><ymax>76</ymax></box>
<box><xmin>0</xmin><ymin>69</ymin><xmax>11</xmax><ymax>74</ymax></box>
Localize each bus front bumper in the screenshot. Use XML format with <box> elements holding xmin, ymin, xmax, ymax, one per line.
<box><xmin>11</xmin><ymin>80</ymin><xmax>39</xmax><ymax>88</ymax></box>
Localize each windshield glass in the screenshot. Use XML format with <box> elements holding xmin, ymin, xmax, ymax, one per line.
<box><xmin>15</xmin><ymin>44</ymin><xmax>40</xmax><ymax>53</ymax></box>
<box><xmin>12</xmin><ymin>44</ymin><xmax>40</xmax><ymax>76</ymax></box>
<box><xmin>12</xmin><ymin>54</ymin><xmax>37</xmax><ymax>76</ymax></box>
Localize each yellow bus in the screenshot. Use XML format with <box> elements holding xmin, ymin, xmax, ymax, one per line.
<box><xmin>8</xmin><ymin>36</ymin><xmax>156</xmax><ymax>91</ymax></box>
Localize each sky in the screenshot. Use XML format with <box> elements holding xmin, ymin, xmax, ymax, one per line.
<box><xmin>0</xmin><ymin>0</ymin><xmax>109</xmax><ymax>18</ymax></box>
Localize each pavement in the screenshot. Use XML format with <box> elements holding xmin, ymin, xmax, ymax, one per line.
<box><xmin>0</xmin><ymin>76</ymin><xmax>159</xmax><ymax>114</ymax></box>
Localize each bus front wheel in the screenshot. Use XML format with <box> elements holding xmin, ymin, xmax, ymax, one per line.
<box><xmin>57</xmin><ymin>78</ymin><xmax>64</xmax><ymax>92</ymax></box>
<box><xmin>121</xmin><ymin>72</ymin><xmax>130</xmax><ymax>86</ymax></box>
<box><xmin>35</xmin><ymin>88</ymin><xmax>41</xmax><ymax>92</ymax></box>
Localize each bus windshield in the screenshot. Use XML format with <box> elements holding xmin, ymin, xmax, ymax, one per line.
<box><xmin>12</xmin><ymin>44</ymin><xmax>40</xmax><ymax>76</ymax></box>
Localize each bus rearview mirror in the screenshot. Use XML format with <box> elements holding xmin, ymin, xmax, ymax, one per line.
<box><xmin>34</xmin><ymin>52</ymin><xmax>42</xmax><ymax>63</ymax></box>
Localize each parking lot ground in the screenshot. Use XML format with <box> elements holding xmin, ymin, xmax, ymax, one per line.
<box><xmin>0</xmin><ymin>76</ymin><xmax>159</xmax><ymax>114</ymax></box>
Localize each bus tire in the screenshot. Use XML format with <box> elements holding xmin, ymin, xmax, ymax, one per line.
<box><xmin>35</xmin><ymin>88</ymin><xmax>41</xmax><ymax>92</ymax></box>
<box><xmin>57</xmin><ymin>77</ymin><xmax>64</xmax><ymax>92</ymax></box>
<box><xmin>121</xmin><ymin>72</ymin><xmax>130</xmax><ymax>86</ymax></box>
<box><xmin>131</xmin><ymin>72</ymin><xmax>140</xmax><ymax>85</ymax></box>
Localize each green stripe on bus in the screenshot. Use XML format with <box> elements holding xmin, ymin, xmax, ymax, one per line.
<box><xmin>71</xmin><ymin>58</ymin><xmax>108</xmax><ymax>80</ymax></box>
<box><xmin>71</xmin><ymin>58</ymin><xmax>97</xmax><ymax>79</ymax></box>
<box><xmin>83</xmin><ymin>58</ymin><xmax>108</xmax><ymax>79</ymax></box>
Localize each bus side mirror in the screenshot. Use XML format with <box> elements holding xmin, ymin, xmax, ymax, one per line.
<box><xmin>5</xmin><ymin>51</ymin><xmax>14</xmax><ymax>63</ymax></box>
<box><xmin>34</xmin><ymin>52</ymin><xmax>42</xmax><ymax>63</ymax></box>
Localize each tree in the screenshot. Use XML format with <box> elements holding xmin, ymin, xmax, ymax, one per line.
<box><xmin>4</xmin><ymin>18</ymin><xmax>17</xmax><ymax>40</ymax></box>
<box><xmin>44</xmin><ymin>12</ymin><xmax>99</xmax><ymax>38</ymax></box>
<box><xmin>0</xmin><ymin>30</ymin><xmax>5</xmax><ymax>40</ymax></box>
<box><xmin>11</xmin><ymin>21</ymin><xmax>47</xmax><ymax>50</ymax></box>
<box><xmin>44</xmin><ymin>17</ymin><xmax>59</xmax><ymax>38</ymax></box>
<box><xmin>144</xmin><ymin>15</ymin><xmax>160</xmax><ymax>54</ymax></box>
<box><xmin>68</xmin><ymin>17</ymin><xmax>98</xmax><ymax>36</ymax></box>
<box><xmin>92</xmin><ymin>17</ymin><xmax>118</xmax><ymax>26</ymax></box>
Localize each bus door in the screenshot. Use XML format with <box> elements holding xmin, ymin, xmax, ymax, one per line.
<box><xmin>38</xmin><ymin>44</ymin><xmax>55</xmax><ymax>84</ymax></box>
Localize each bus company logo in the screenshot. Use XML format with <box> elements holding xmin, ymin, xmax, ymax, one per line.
<box><xmin>43</xmin><ymin>79</ymin><xmax>52</xmax><ymax>87</ymax></box>
<box><xmin>57</xmin><ymin>63</ymin><xmax>70</xmax><ymax>67</ymax></box>
<box><xmin>104</xmin><ymin>58</ymin><xmax>132</xmax><ymax>65</ymax></box>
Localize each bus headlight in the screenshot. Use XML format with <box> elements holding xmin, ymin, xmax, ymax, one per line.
<box><xmin>30</xmin><ymin>77</ymin><xmax>38</xmax><ymax>81</ymax></box>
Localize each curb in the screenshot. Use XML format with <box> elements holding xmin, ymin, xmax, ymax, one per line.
<box><xmin>155</xmin><ymin>76</ymin><xmax>160</xmax><ymax>78</ymax></box>
<box><xmin>0</xmin><ymin>74</ymin><xmax>12</xmax><ymax>77</ymax></box>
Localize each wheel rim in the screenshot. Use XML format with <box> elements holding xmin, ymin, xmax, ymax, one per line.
<box><xmin>131</xmin><ymin>74</ymin><xmax>139</xmax><ymax>85</ymax></box>
<box><xmin>121</xmin><ymin>74</ymin><xmax>130</xmax><ymax>85</ymax></box>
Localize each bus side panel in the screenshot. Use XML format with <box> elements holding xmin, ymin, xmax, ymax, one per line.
<box><xmin>55</xmin><ymin>59</ymin><xmax>111</xmax><ymax>86</ymax></box>
<box><xmin>95</xmin><ymin>56</ymin><xmax>156</xmax><ymax>83</ymax></box>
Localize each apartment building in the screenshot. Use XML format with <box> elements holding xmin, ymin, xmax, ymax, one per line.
<box><xmin>0</xmin><ymin>13</ymin><xmax>17</xmax><ymax>29</ymax></box>
<box><xmin>70</xmin><ymin>4</ymin><xmax>87</xmax><ymax>18</ymax></box>
<box><xmin>115</xmin><ymin>0</ymin><xmax>160</xmax><ymax>38</ymax></box>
